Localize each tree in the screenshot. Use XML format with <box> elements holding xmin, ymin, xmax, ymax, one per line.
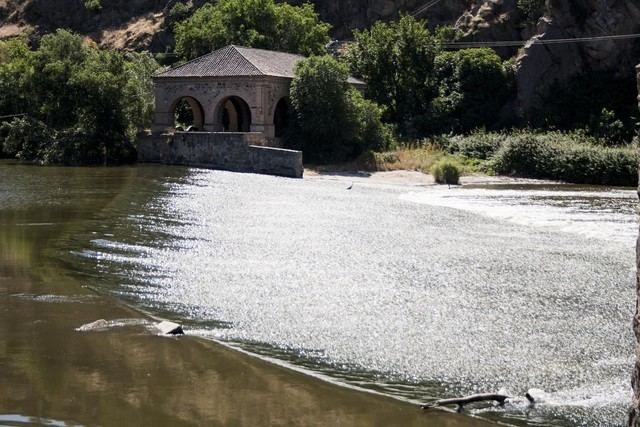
<box><xmin>432</xmin><ymin>48</ymin><xmax>511</xmax><ymax>132</ymax></box>
<box><xmin>0</xmin><ymin>30</ymin><xmax>159</xmax><ymax>165</ymax></box>
<box><xmin>289</xmin><ymin>55</ymin><xmax>391</xmax><ymax>163</ymax></box>
<box><xmin>174</xmin><ymin>0</ymin><xmax>331</xmax><ymax>60</ymax></box>
<box><xmin>346</xmin><ymin>15</ymin><xmax>440</xmax><ymax>137</ymax></box>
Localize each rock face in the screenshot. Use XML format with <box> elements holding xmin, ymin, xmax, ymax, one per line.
<box><xmin>514</xmin><ymin>0</ymin><xmax>640</xmax><ymax>119</ymax></box>
<box><xmin>631</xmin><ymin>64</ymin><xmax>640</xmax><ymax>427</ymax></box>
<box><xmin>298</xmin><ymin>0</ymin><xmax>468</xmax><ymax>38</ymax></box>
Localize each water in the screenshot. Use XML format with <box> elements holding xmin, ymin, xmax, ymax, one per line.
<box><xmin>66</xmin><ymin>169</ymin><xmax>636</xmax><ymax>427</ymax></box>
<box><xmin>1</xmin><ymin>164</ymin><xmax>635</xmax><ymax>426</ymax></box>
<box><xmin>2</xmin><ymin>164</ymin><xmax>475</xmax><ymax>427</ymax></box>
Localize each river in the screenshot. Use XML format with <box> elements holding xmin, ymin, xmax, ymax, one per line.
<box><xmin>0</xmin><ymin>163</ymin><xmax>636</xmax><ymax>426</ymax></box>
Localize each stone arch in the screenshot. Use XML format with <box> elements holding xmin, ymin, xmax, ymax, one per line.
<box><xmin>273</xmin><ymin>97</ymin><xmax>290</xmax><ymax>138</ymax></box>
<box><xmin>170</xmin><ymin>96</ymin><xmax>205</xmax><ymax>131</ymax></box>
<box><xmin>215</xmin><ymin>96</ymin><xmax>252</xmax><ymax>132</ymax></box>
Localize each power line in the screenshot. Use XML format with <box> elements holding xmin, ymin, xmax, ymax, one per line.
<box><xmin>442</xmin><ymin>33</ymin><xmax>640</xmax><ymax>48</ymax></box>
<box><xmin>0</xmin><ymin>113</ymin><xmax>27</xmax><ymax>120</ymax></box>
<box><xmin>411</xmin><ymin>0</ymin><xmax>447</xmax><ymax>17</ymax></box>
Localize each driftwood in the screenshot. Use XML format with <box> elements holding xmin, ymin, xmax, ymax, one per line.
<box><xmin>422</xmin><ymin>392</ymin><xmax>535</xmax><ymax>411</ymax></box>
<box><xmin>422</xmin><ymin>393</ymin><xmax>509</xmax><ymax>410</ymax></box>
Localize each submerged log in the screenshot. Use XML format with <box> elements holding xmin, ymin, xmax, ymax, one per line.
<box><xmin>422</xmin><ymin>393</ymin><xmax>509</xmax><ymax>410</ymax></box>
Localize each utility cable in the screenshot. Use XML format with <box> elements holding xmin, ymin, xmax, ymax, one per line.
<box><xmin>411</xmin><ymin>0</ymin><xmax>447</xmax><ymax>17</ymax></box>
<box><xmin>442</xmin><ymin>33</ymin><xmax>640</xmax><ymax>48</ymax></box>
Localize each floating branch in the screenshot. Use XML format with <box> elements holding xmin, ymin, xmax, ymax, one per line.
<box><xmin>422</xmin><ymin>393</ymin><xmax>509</xmax><ymax>411</ymax></box>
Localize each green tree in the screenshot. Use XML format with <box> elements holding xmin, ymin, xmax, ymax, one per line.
<box><xmin>0</xmin><ymin>37</ymin><xmax>34</xmax><ymax>118</ymax></box>
<box><xmin>346</xmin><ymin>15</ymin><xmax>440</xmax><ymax>137</ymax></box>
<box><xmin>289</xmin><ymin>55</ymin><xmax>391</xmax><ymax>163</ymax></box>
<box><xmin>0</xmin><ymin>30</ymin><xmax>158</xmax><ymax>165</ymax></box>
<box><xmin>432</xmin><ymin>48</ymin><xmax>511</xmax><ymax>132</ymax></box>
<box><xmin>174</xmin><ymin>0</ymin><xmax>330</xmax><ymax>60</ymax></box>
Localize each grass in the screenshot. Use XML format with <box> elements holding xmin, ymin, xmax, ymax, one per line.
<box><xmin>306</xmin><ymin>130</ymin><xmax>638</xmax><ymax>187</ymax></box>
<box><xmin>368</xmin><ymin>143</ymin><xmax>481</xmax><ymax>176</ymax></box>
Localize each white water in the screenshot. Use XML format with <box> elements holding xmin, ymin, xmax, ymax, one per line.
<box><xmin>79</xmin><ymin>171</ymin><xmax>637</xmax><ymax>427</ymax></box>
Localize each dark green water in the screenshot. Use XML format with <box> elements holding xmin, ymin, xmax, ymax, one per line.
<box><xmin>0</xmin><ymin>164</ymin><xmax>488</xmax><ymax>427</ymax></box>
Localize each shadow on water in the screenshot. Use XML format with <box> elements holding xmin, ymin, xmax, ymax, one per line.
<box><xmin>0</xmin><ymin>164</ymin><xmax>490</xmax><ymax>427</ymax></box>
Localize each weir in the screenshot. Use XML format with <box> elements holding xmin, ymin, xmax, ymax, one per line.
<box><xmin>138</xmin><ymin>131</ymin><xmax>303</xmax><ymax>178</ymax></box>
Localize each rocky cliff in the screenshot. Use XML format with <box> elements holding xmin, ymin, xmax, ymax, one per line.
<box><xmin>1</xmin><ymin>0</ymin><xmax>639</xmax><ymax>119</ymax></box>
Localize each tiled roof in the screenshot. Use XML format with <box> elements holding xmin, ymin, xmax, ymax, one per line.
<box><xmin>156</xmin><ymin>45</ymin><xmax>365</xmax><ymax>85</ymax></box>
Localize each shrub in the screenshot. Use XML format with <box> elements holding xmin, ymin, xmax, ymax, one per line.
<box><xmin>1</xmin><ymin>117</ymin><xmax>54</xmax><ymax>162</ymax></box>
<box><xmin>84</xmin><ymin>0</ymin><xmax>102</xmax><ymax>12</ymax></box>
<box><xmin>431</xmin><ymin>158</ymin><xmax>461</xmax><ymax>185</ymax></box>
<box><xmin>447</xmin><ymin>131</ymin><xmax>505</xmax><ymax>159</ymax></box>
<box><xmin>490</xmin><ymin>131</ymin><xmax>638</xmax><ymax>186</ymax></box>
<box><xmin>517</xmin><ymin>0</ymin><xmax>546</xmax><ymax>23</ymax></box>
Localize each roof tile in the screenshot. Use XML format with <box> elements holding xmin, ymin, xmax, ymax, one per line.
<box><xmin>156</xmin><ymin>45</ymin><xmax>365</xmax><ymax>85</ymax></box>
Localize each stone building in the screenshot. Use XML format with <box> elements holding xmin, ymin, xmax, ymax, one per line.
<box><xmin>152</xmin><ymin>45</ymin><xmax>304</xmax><ymax>141</ymax></box>
<box><xmin>139</xmin><ymin>45</ymin><xmax>364</xmax><ymax>178</ymax></box>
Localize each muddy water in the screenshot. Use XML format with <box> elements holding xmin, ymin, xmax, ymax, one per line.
<box><xmin>0</xmin><ymin>164</ymin><xmax>487</xmax><ymax>427</ymax></box>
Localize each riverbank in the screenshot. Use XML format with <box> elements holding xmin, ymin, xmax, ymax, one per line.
<box><xmin>304</xmin><ymin>168</ymin><xmax>560</xmax><ymax>189</ymax></box>
<box><xmin>0</xmin><ymin>164</ymin><xmax>496</xmax><ymax>427</ymax></box>
<box><xmin>307</xmin><ymin>130</ymin><xmax>638</xmax><ymax>188</ymax></box>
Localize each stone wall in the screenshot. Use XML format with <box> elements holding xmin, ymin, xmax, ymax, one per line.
<box><xmin>137</xmin><ymin>132</ymin><xmax>303</xmax><ymax>178</ymax></box>
<box><xmin>152</xmin><ymin>76</ymin><xmax>291</xmax><ymax>138</ymax></box>
<box><xmin>630</xmin><ymin>64</ymin><xmax>640</xmax><ymax>427</ymax></box>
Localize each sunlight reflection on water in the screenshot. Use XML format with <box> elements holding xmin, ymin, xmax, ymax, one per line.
<box><xmin>79</xmin><ymin>171</ymin><xmax>637</xmax><ymax>427</ymax></box>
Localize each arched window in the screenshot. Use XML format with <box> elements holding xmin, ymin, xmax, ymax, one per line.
<box><xmin>171</xmin><ymin>97</ymin><xmax>204</xmax><ymax>131</ymax></box>
<box><xmin>216</xmin><ymin>96</ymin><xmax>252</xmax><ymax>132</ymax></box>
<box><xmin>274</xmin><ymin>98</ymin><xmax>290</xmax><ymax>138</ymax></box>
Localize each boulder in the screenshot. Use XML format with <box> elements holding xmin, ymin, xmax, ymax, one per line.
<box><xmin>156</xmin><ymin>321</ymin><xmax>184</xmax><ymax>335</ymax></box>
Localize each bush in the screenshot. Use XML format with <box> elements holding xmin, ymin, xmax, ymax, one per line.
<box><xmin>1</xmin><ymin>117</ymin><xmax>55</xmax><ymax>162</ymax></box>
<box><xmin>431</xmin><ymin>158</ymin><xmax>461</xmax><ymax>185</ymax></box>
<box><xmin>447</xmin><ymin>131</ymin><xmax>505</xmax><ymax>159</ymax></box>
<box><xmin>490</xmin><ymin>131</ymin><xmax>638</xmax><ymax>186</ymax></box>
<box><xmin>517</xmin><ymin>0</ymin><xmax>546</xmax><ymax>23</ymax></box>
<box><xmin>84</xmin><ymin>0</ymin><xmax>102</xmax><ymax>12</ymax></box>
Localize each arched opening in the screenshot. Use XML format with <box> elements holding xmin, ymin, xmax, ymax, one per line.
<box><xmin>274</xmin><ymin>97</ymin><xmax>290</xmax><ymax>137</ymax></box>
<box><xmin>172</xmin><ymin>97</ymin><xmax>204</xmax><ymax>131</ymax></box>
<box><xmin>217</xmin><ymin>96</ymin><xmax>252</xmax><ymax>132</ymax></box>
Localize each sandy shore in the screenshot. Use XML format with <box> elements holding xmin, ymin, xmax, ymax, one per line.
<box><xmin>305</xmin><ymin>168</ymin><xmax>555</xmax><ymax>188</ymax></box>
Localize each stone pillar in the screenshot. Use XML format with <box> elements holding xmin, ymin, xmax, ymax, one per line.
<box><xmin>152</xmin><ymin>85</ymin><xmax>174</xmax><ymax>133</ymax></box>
<box><xmin>630</xmin><ymin>64</ymin><xmax>640</xmax><ymax>427</ymax></box>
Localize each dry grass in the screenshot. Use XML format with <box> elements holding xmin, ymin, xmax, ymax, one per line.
<box><xmin>305</xmin><ymin>145</ymin><xmax>480</xmax><ymax>178</ymax></box>
<box><xmin>99</xmin><ymin>12</ymin><xmax>164</xmax><ymax>50</ymax></box>
<box><xmin>372</xmin><ymin>146</ymin><xmax>447</xmax><ymax>172</ymax></box>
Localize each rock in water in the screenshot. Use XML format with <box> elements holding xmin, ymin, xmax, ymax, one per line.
<box><xmin>76</xmin><ymin>319</ymin><xmax>110</xmax><ymax>332</ymax></box>
<box><xmin>156</xmin><ymin>321</ymin><xmax>184</xmax><ymax>336</ymax></box>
